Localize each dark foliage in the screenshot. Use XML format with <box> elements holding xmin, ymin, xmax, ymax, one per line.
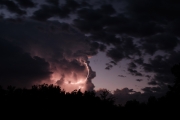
<box><xmin>0</xmin><ymin>83</ymin><xmax>117</xmax><ymax>119</ymax></box>
<box><xmin>0</xmin><ymin>63</ymin><xmax>180</xmax><ymax>119</ymax></box>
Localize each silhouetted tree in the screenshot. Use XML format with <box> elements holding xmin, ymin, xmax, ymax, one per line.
<box><xmin>1</xmin><ymin>63</ymin><xmax>180</xmax><ymax>118</ymax></box>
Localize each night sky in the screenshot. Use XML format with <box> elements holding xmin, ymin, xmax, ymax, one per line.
<box><xmin>0</xmin><ymin>0</ymin><xmax>180</xmax><ymax>105</ymax></box>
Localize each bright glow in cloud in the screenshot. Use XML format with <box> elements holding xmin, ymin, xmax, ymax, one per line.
<box><xmin>51</xmin><ymin>60</ymin><xmax>90</xmax><ymax>92</ymax></box>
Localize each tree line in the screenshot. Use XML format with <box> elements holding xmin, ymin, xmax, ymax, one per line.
<box><xmin>0</xmin><ymin>63</ymin><xmax>180</xmax><ymax>119</ymax></box>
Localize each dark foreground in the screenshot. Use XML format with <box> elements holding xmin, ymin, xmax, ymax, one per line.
<box><xmin>0</xmin><ymin>63</ymin><xmax>180</xmax><ymax>119</ymax></box>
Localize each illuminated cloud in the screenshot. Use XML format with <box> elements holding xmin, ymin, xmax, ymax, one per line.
<box><xmin>1</xmin><ymin>0</ymin><xmax>180</xmax><ymax>104</ymax></box>
<box><xmin>0</xmin><ymin>20</ymin><xmax>96</xmax><ymax>92</ymax></box>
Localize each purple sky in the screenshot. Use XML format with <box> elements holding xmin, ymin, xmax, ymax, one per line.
<box><xmin>0</xmin><ymin>0</ymin><xmax>180</xmax><ymax>104</ymax></box>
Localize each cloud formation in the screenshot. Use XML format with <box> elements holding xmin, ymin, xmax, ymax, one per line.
<box><xmin>0</xmin><ymin>0</ymin><xmax>26</xmax><ymax>15</ymax></box>
<box><xmin>1</xmin><ymin>0</ymin><xmax>180</xmax><ymax>104</ymax></box>
<box><xmin>0</xmin><ymin>19</ymin><xmax>96</xmax><ymax>92</ymax></box>
<box><xmin>15</xmin><ymin>0</ymin><xmax>36</xmax><ymax>8</ymax></box>
<box><xmin>0</xmin><ymin>38</ymin><xmax>52</xmax><ymax>88</ymax></box>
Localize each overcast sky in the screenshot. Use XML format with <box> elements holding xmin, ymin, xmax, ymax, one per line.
<box><xmin>0</xmin><ymin>0</ymin><xmax>180</xmax><ymax>104</ymax></box>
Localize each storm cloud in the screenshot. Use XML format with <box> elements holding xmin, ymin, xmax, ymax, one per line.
<box><xmin>0</xmin><ymin>19</ymin><xmax>96</xmax><ymax>91</ymax></box>
<box><xmin>0</xmin><ymin>38</ymin><xmax>52</xmax><ymax>88</ymax></box>
<box><xmin>1</xmin><ymin>0</ymin><xmax>180</xmax><ymax>104</ymax></box>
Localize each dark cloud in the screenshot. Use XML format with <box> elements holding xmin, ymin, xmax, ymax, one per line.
<box><xmin>0</xmin><ymin>0</ymin><xmax>26</xmax><ymax>15</ymax></box>
<box><xmin>145</xmin><ymin>75</ymin><xmax>151</xmax><ymax>78</ymax></box>
<box><xmin>99</xmin><ymin>4</ymin><xmax>116</xmax><ymax>15</ymax></box>
<box><xmin>113</xmin><ymin>86</ymin><xmax>169</xmax><ymax>105</ymax></box>
<box><xmin>134</xmin><ymin>58</ymin><xmax>144</xmax><ymax>65</ymax></box>
<box><xmin>89</xmin><ymin>32</ymin><xmax>121</xmax><ymax>45</ymax></box>
<box><xmin>54</xmin><ymin>59</ymin><xmax>87</xmax><ymax>75</ymax></box>
<box><xmin>73</xmin><ymin>4</ymin><xmax>116</xmax><ymax>34</ymax></box>
<box><xmin>141</xmin><ymin>43</ymin><xmax>157</xmax><ymax>55</ymax></box>
<box><xmin>128</xmin><ymin>68</ymin><xmax>143</xmax><ymax>76</ymax></box>
<box><xmin>168</xmin><ymin>19</ymin><xmax>180</xmax><ymax>36</ymax></box>
<box><xmin>141</xmin><ymin>86</ymin><xmax>164</xmax><ymax>93</ymax></box>
<box><xmin>128</xmin><ymin>62</ymin><xmax>137</xmax><ymax>69</ymax></box>
<box><xmin>31</xmin><ymin>0</ymin><xmax>82</xmax><ymax>21</ymax></box>
<box><xmin>32</xmin><ymin>1</ymin><xmax>79</xmax><ymax>21</ymax></box>
<box><xmin>96</xmin><ymin>86</ymin><xmax>169</xmax><ymax>105</ymax></box>
<box><xmin>145</xmin><ymin>75</ymin><xmax>151</xmax><ymax>80</ymax></box>
<box><xmin>99</xmin><ymin>44</ymin><xmax>106</xmax><ymax>52</ymax></box>
<box><xmin>149</xmin><ymin>53</ymin><xmax>180</xmax><ymax>85</ymax></box>
<box><xmin>142</xmin><ymin>63</ymin><xmax>153</xmax><ymax>72</ymax></box>
<box><xmin>1</xmin><ymin>0</ymin><xmax>180</xmax><ymax>103</ymax></box>
<box><xmin>45</xmin><ymin>0</ymin><xmax>59</xmax><ymax>6</ymax></box>
<box><xmin>80</xmin><ymin>0</ymin><xmax>91</xmax><ymax>7</ymax></box>
<box><xmin>141</xmin><ymin>34</ymin><xmax>179</xmax><ymax>54</ymax></box>
<box><xmin>0</xmin><ymin>20</ymin><xmax>96</xmax><ymax>92</ymax></box>
<box><xmin>113</xmin><ymin>88</ymin><xmax>142</xmax><ymax>105</ymax></box>
<box><xmin>136</xmin><ymin>79</ymin><xmax>143</xmax><ymax>82</ymax></box>
<box><xmin>105</xmin><ymin>63</ymin><xmax>113</xmax><ymax>70</ymax></box>
<box><xmin>136</xmin><ymin>51</ymin><xmax>180</xmax><ymax>86</ymax></box>
<box><xmin>106</xmin><ymin>36</ymin><xmax>141</xmax><ymax>61</ymax></box>
<box><xmin>171</xmin><ymin>63</ymin><xmax>180</xmax><ymax>79</ymax></box>
<box><xmin>106</xmin><ymin>48</ymin><xmax>124</xmax><ymax>62</ymax></box>
<box><xmin>0</xmin><ymin>38</ymin><xmax>52</xmax><ymax>88</ymax></box>
<box><xmin>120</xmin><ymin>36</ymin><xmax>141</xmax><ymax>58</ymax></box>
<box><xmin>15</xmin><ymin>0</ymin><xmax>36</xmax><ymax>8</ymax></box>
<box><xmin>118</xmin><ymin>75</ymin><xmax>126</xmax><ymax>77</ymax></box>
<box><xmin>89</xmin><ymin>42</ymin><xmax>100</xmax><ymax>53</ymax></box>
<box><xmin>105</xmin><ymin>61</ymin><xmax>117</xmax><ymax>70</ymax></box>
<box><xmin>0</xmin><ymin>14</ymin><xmax>4</xmax><ymax>19</ymax></box>
<box><xmin>71</xmin><ymin>0</ymin><xmax>180</xmax><ymax>83</ymax></box>
<box><xmin>104</xmin><ymin>14</ymin><xmax>128</xmax><ymax>26</ymax></box>
<box><xmin>141</xmin><ymin>87</ymin><xmax>154</xmax><ymax>93</ymax></box>
<box><xmin>148</xmin><ymin>80</ymin><xmax>158</xmax><ymax>86</ymax></box>
<box><xmin>32</xmin><ymin>5</ymin><xmax>61</xmax><ymax>21</ymax></box>
<box><xmin>151</xmin><ymin>74</ymin><xmax>174</xmax><ymax>86</ymax></box>
<box><xmin>110</xmin><ymin>61</ymin><xmax>117</xmax><ymax>65</ymax></box>
<box><xmin>65</xmin><ymin>0</ymin><xmax>80</xmax><ymax>11</ymax></box>
<box><xmin>77</xmin><ymin>8</ymin><xmax>103</xmax><ymax>21</ymax></box>
<box><xmin>74</xmin><ymin>8</ymin><xmax>104</xmax><ymax>33</ymax></box>
<box><xmin>126</xmin><ymin>0</ymin><xmax>180</xmax><ymax>21</ymax></box>
<box><xmin>42</xmin><ymin>0</ymin><xmax>80</xmax><ymax>19</ymax></box>
<box><xmin>106</xmin><ymin>19</ymin><xmax>164</xmax><ymax>37</ymax></box>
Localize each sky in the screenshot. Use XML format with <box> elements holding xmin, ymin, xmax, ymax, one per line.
<box><xmin>0</xmin><ymin>0</ymin><xmax>180</xmax><ymax>104</ymax></box>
